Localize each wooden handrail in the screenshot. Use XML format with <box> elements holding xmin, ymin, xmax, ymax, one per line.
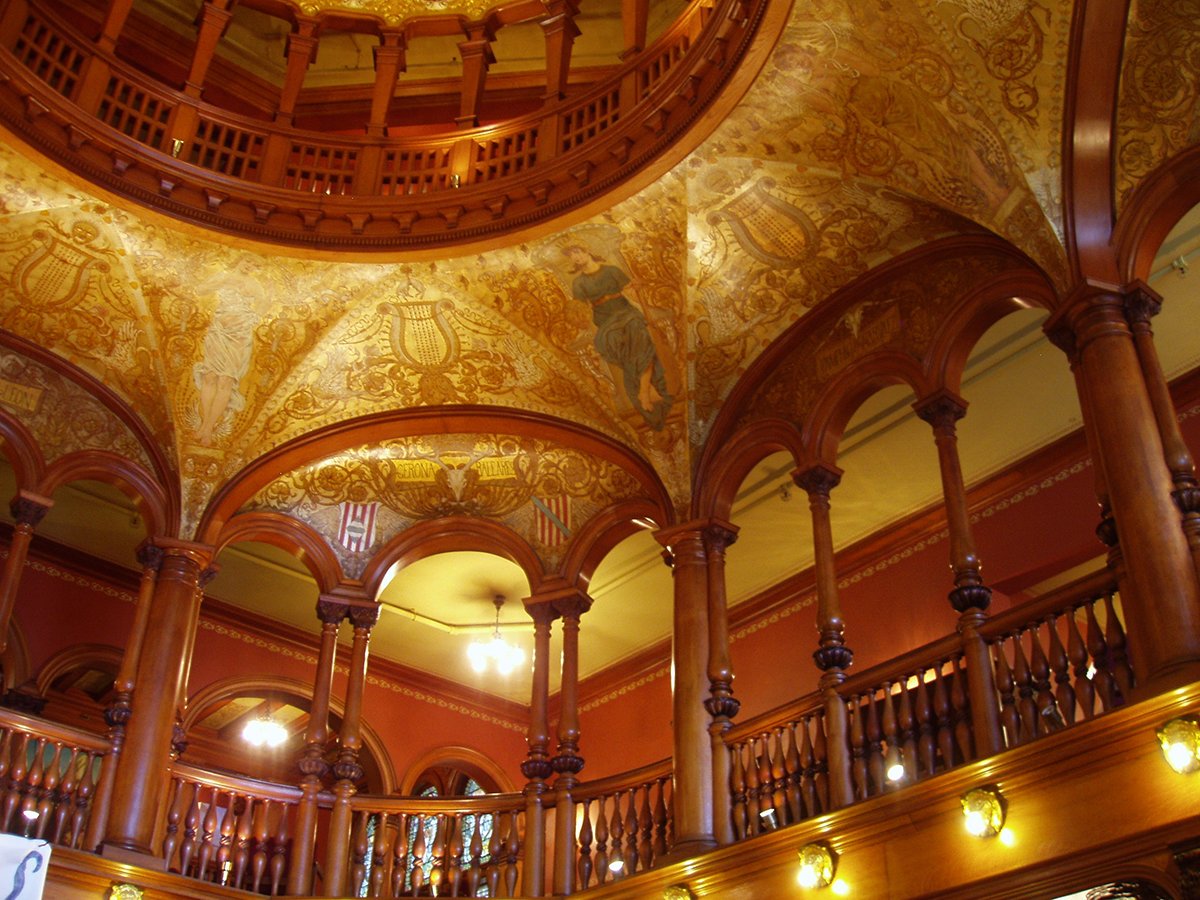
<box><xmin>980</xmin><ymin>568</ymin><xmax>1118</xmax><ymax>639</ymax></box>
<box><xmin>0</xmin><ymin>707</ymin><xmax>110</xmax><ymax>753</ymax></box>
<box><xmin>567</xmin><ymin>758</ymin><xmax>672</xmax><ymax>802</ymax></box>
<box><xmin>170</xmin><ymin>761</ymin><xmax>308</xmax><ymax>804</ymax></box>
<box><xmin>350</xmin><ymin>791</ymin><xmax>526</xmax><ymax>815</ymax></box>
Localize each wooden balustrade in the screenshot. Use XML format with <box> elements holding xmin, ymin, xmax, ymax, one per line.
<box><xmin>0</xmin><ymin>709</ymin><xmax>105</xmax><ymax>849</ymax></box>
<box><xmin>347</xmin><ymin>793</ymin><xmax>525</xmax><ymax>899</ymax></box>
<box><xmin>162</xmin><ymin>763</ymin><xmax>303</xmax><ymax>896</ymax></box>
<box><xmin>0</xmin><ymin>0</ymin><xmax>772</xmax><ymax>248</ymax></box>
<box><xmin>722</xmin><ymin>570</ymin><xmax>1126</xmax><ymax>844</ymax></box>
<box><xmin>571</xmin><ymin>759</ymin><xmax>671</xmax><ymax>889</ymax></box>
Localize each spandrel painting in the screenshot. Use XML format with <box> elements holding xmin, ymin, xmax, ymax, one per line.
<box><xmin>531</xmin><ymin>223</ymin><xmax>682</xmax><ymax>433</ymax></box>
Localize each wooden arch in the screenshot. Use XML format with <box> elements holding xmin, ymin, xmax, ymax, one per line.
<box><xmin>360</xmin><ymin>517</ymin><xmax>546</xmax><ymax>599</ymax></box>
<box><xmin>1114</xmin><ymin>144</ymin><xmax>1200</xmax><ymax>284</ymax></box>
<box><xmin>696</xmin><ymin>418</ymin><xmax>806</xmax><ymax>522</ymax></box>
<box><xmin>34</xmin><ymin>643</ymin><xmax>123</xmax><ymax>697</ymax></box>
<box><xmin>184</xmin><ymin>674</ymin><xmax>398</xmax><ymax>795</ymax></box>
<box><xmin>560</xmin><ymin>497</ymin><xmax>666</xmax><ymax>588</ymax></box>
<box><xmin>196</xmin><ymin>406</ymin><xmax>675</xmax><ymax>545</ymax></box>
<box><xmin>0</xmin><ymin>330</ymin><xmax>179</xmax><ymax>530</ymax></box>
<box><xmin>803</xmin><ymin>351</ymin><xmax>931</xmax><ymax>465</ymax></box>
<box><xmin>399</xmin><ymin>744</ymin><xmax>518</xmax><ymax>795</ymax></box>
<box><xmin>924</xmin><ymin>269</ymin><xmax>1061</xmax><ymax>397</ymax></box>
<box><xmin>39</xmin><ymin>449</ymin><xmax>171</xmax><ymax>540</ymax></box>
<box><xmin>1</xmin><ymin>619</ymin><xmax>31</xmax><ymax>693</ymax></box>
<box><xmin>212</xmin><ymin>510</ymin><xmax>346</xmax><ymax>595</ymax></box>
<box><xmin>0</xmin><ymin>408</ymin><xmax>44</xmax><ymax>493</ymax></box>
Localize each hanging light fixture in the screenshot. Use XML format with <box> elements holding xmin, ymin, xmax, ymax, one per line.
<box><xmin>468</xmin><ymin>597</ymin><xmax>525</xmax><ymax>675</ymax></box>
<box><xmin>242</xmin><ymin>702</ymin><xmax>289</xmax><ymax>748</ymax></box>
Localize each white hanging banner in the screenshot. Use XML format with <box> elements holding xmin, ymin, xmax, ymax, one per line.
<box><xmin>0</xmin><ymin>835</ymin><xmax>50</xmax><ymax>900</ymax></box>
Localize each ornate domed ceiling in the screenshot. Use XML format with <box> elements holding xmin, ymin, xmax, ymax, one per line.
<box><xmin>0</xmin><ymin>0</ymin><xmax>1198</xmax><ymax>698</ymax></box>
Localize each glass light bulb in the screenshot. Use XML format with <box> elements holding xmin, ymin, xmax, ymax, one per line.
<box><xmin>965</xmin><ymin>810</ymin><xmax>987</xmax><ymax>836</ymax></box>
<box><xmin>886</xmin><ymin>763</ymin><xmax>905</xmax><ymax>782</ymax></box>
<box><xmin>798</xmin><ymin>865</ymin><xmax>819</xmax><ymax>889</ymax></box>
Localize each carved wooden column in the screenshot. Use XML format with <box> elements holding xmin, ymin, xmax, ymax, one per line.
<box><xmin>1047</xmin><ymin>286</ymin><xmax>1200</xmax><ymax>691</ymax></box>
<box><xmin>551</xmin><ymin>589</ymin><xmax>589</xmax><ymax>895</ymax></box>
<box><xmin>1125</xmin><ymin>286</ymin><xmax>1200</xmax><ymax>585</ymax></box>
<box><xmin>618</xmin><ymin>0</ymin><xmax>648</xmax><ymax>113</ymax></box>
<box><xmin>520</xmin><ymin>600</ymin><xmax>558</xmax><ymax>898</ymax></box>
<box><xmin>654</xmin><ymin>522</ymin><xmax>715</xmax><ymax>856</ymax></box>
<box><xmin>73</xmin><ymin>0</ymin><xmax>138</xmax><ymax>109</ymax></box>
<box><xmin>84</xmin><ymin>541</ymin><xmax>163</xmax><ymax>852</ymax></box>
<box><xmin>288</xmin><ymin>595</ymin><xmax>347</xmax><ymax>896</ymax></box>
<box><xmin>368</xmin><ymin>27</ymin><xmax>406</xmax><ymax>135</ymax></box>
<box><xmin>537</xmin><ymin>0</ymin><xmax>579</xmax><ymax>160</ymax></box>
<box><xmin>276</xmin><ymin>16</ymin><xmax>320</xmax><ymax>125</ymax></box>
<box><xmin>456</xmin><ymin>23</ymin><xmax>495</xmax><ymax>129</ymax></box>
<box><xmin>703</xmin><ymin>520</ymin><xmax>738</xmax><ymax>846</ymax></box>
<box><xmin>914</xmin><ymin>391</ymin><xmax>1004</xmax><ymax>758</ymax></box>
<box><xmin>0</xmin><ymin>490</ymin><xmax>51</xmax><ymax>655</ymax></box>
<box><xmin>165</xmin><ymin>0</ymin><xmax>235</xmax><ymax>157</ymax></box>
<box><xmin>103</xmin><ymin>540</ymin><xmax>212</xmax><ymax>858</ymax></box>
<box><xmin>324</xmin><ymin>602</ymin><xmax>377</xmax><ymax>897</ymax></box>
<box><xmin>793</xmin><ymin>463</ymin><xmax>854</xmax><ymax>810</ymax></box>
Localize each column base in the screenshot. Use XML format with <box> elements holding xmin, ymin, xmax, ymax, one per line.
<box><xmin>657</xmin><ymin>836</ymin><xmax>718</xmax><ymax>866</ymax></box>
<box><xmin>99</xmin><ymin>843</ymin><xmax>167</xmax><ymax>871</ymax></box>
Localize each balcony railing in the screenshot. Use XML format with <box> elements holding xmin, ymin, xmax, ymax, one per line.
<box><xmin>0</xmin><ymin>0</ymin><xmax>769</xmax><ymax>249</ymax></box>
<box><xmin>0</xmin><ymin>570</ymin><xmax>1131</xmax><ymax>896</ymax></box>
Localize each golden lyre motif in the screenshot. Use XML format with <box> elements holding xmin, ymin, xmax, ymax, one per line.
<box><xmin>10</xmin><ymin>224</ymin><xmax>110</xmax><ymax>310</ymax></box>
<box><xmin>379</xmin><ymin>283</ymin><xmax>460</xmax><ymax>372</ymax></box>
<box><xmin>707</xmin><ymin>178</ymin><xmax>818</xmax><ymax>268</ymax></box>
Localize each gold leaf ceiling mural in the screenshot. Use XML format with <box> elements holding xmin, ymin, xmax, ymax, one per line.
<box><xmin>1116</xmin><ymin>0</ymin><xmax>1200</xmax><ymax>212</ymax></box>
<box><xmin>249</xmin><ymin>434</ymin><xmax>647</xmax><ymax>576</ymax></box>
<box><xmin>0</xmin><ymin>0</ymin><xmax>1156</xmax><ymax>536</ymax></box>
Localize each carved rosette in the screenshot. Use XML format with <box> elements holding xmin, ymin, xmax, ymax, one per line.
<box><xmin>297</xmin><ymin>744</ymin><xmax>330</xmax><ymax>780</ymax></box>
<box><xmin>704</xmin><ymin>694</ymin><xmax>741</xmax><ymax>720</ymax></box>
<box><xmin>170</xmin><ymin>720</ymin><xmax>189</xmax><ymax>759</ymax></box>
<box><xmin>550</xmin><ymin>751</ymin><xmax>585</xmax><ymax>777</ymax></box>
<box><xmin>812</xmin><ymin>643</ymin><xmax>854</xmax><ymax>673</ymax></box>
<box><xmin>520</xmin><ymin>757</ymin><xmax>555</xmax><ymax>781</ymax></box>
<box><xmin>104</xmin><ymin>695</ymin><xmax>133</xmax><ymax>728</ymax></box>
<box><xmin>948</xmin><ymin>584</ymin><xmax>993</xmax><ymax>615</ymax></box>
<box><xmin>332</xmin><ymin>755</ymin><xmax>365</xmax><ymax>784</ymax></box>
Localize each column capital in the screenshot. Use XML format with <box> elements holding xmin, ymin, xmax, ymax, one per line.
<box><xmin>155</xmin><ymin>537</ymin><xmax>216</xmax><ymax>572</ymax></box>
<box><xmin>134</xmin><ymin>539</ymin><xmax>164</xmax><ymax>572</ymax></box>
<box><xmin>702</xmin><ymin>518</ymin><xmax>738</xmax><ymax>555</ymax></box>
<box><xmin>914</xmin><ymin>389</ymin><xmax>968</xmax><ymax>429</ymax></box>
<box><xmin>10</xmin><ymin>489</ymin><xmax>52</xmax><ymax>527</ymax></box>
<box><xmin>527</xmin><ymin>585</ymin><xmax>591</xmax><ymax>620</ymax></box>
<box><xmin>1123</xmin><ymin>279</ymin><xmax>1163</xmax><ymax>327</ymax></box>
<box><xmin>347</xmin><ymin>603</ymin><xmax>380</xmax><ymax>630</ymax></box>
<box><xmin>374</xmin><ymin>27</ymin><xmax>407</xmax><ymax>62</ymax></box>
<box><xmin>792</xmin><ymin>461</ymin><xmax>843</xmax><ymax>497</ymax></box>
<box><xmin>286</xmin><ymin>24</ymin><xmax>321</xmax><ymax>64</ymax></box>
<box><xmin>316</xmin><ymin>596</ymin><xmax>349</xmax><ymax>625</ymax></box>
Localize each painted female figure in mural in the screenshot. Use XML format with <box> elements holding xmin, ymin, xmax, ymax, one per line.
<box><xmin>562</xmin><ymin>244</ymin><xmax>674</xmax><ymax>431</ymax></box>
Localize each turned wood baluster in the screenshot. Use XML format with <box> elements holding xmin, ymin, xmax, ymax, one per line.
<box><xmin>447</xmin><ymin>815</ymin><xmax>464</xmax><ymax>897</ymax></box>
<box><xmin>1047</xmin><ymin>615</ymin><xmax>1077</xmax><ymax>725</ymax></box>
<box><xmin>848</xmin><ymin>696</ymin><xmax>868</xmax><ymax>801</ymax></box>
<box><xmin>52</xmin><ymin>749</ymin><xmax>81</xmax><ymax>845</ymax></box>
<box><xmin>882</xmin><ymin>684</ymin><xmax>903</xmax><ymax>788</ymax></box>
<box><xmin>0</xmin><ymin>731</ymin><xmax>13</xmax><ymax>830</ymax></box>
<box><xmin>231</xmin><ymin>798</ymin><xmax>254</xmax><ymax>890</ymax></box>
<box><xmin>1028</xmin><ymin>623</ymin><xmax>1063</xmax><ymax>731</ymax></box>
<box><xmin>465</xmin><ymin>815</ymin><xmax>482</xmax><ymax>898</ymax></box>
<box><xmin>757</xmin><ymin>734</ymin><xmax>775</xmax><ymax>825</ymax></box>
<box><xmin>577</xmin><ymin>798</ymin><xmax>593</xmax><ymax>889</ymax></box>
<box><xmin>609</xmin><ymin>793</ymin><xmax>625</xmax><ymax>877</ymax></box>
<box><xmin>914</xmin><ymin>672</ymin><xmax>936</xmax><ymax>777</ymax></box>
<box><xmin>799</xmin><ymin>716</ymin><xmax>819</xmax><ymax>816</ymax></box>
<box><xmin>865</xmin><ymin>690</ymin><xmax>885</xmax><ymax>796</ymax></box>
<box><xmin>784</xmin><ymin>724</ymin><xmax>802</xmax><ymax>824</ymax></box>
<box><xmin>504</xmin><ymin>810</ymin><xmax>520</xmax><ymax>898</ymax></box>
<box><xmin>593</xmin><ymin>794</ymin><xmax>610</xmax><ymax>885</ymax></box>
<box><xmin>197</xmin><ymin>790</ymin><xmax>222</xmax><ymax>880</ymax></box>
<box><xmin>32</xmin><ymin>742</ymin><xmax>60</xmax><ymax>838</ymax></box>
<box><xmin>162</xmin><ymin>778</ymin><xmax>187</xmax><ymax>870</ymax></box>
<box><xmin>485</xmin><ymin>811</ymin><xmax>501</xmax><ymax>899</ymax></box>
<box><xmin>743</xmin><ymin>741</ymin><xmax>761</xmax><ymax>834</ymax></box>
<box><xmin>655</xmin><ymin>778</ymin><xmax>669</xmax><ymax>857</ymax></box>
<box><xmin>1085</xmin><ymin>600</ymin><xmax>1117</xmax><ymax>711</ymax></box>
<box><xmin>1066</xmin><ymin>609</ymin><xmax>1096</xmax><ymax>718</ymax></box>
<box><xmin>638</xmin><ymin>783</ymin><xmax>653</xmax><ymax>867</ymax></box>
<box><xmin>950</xmin><ymin>656</ymin><xmax>975</xmax><ymax>760</ymax></box>
<box><xmin>18</xmin><ymin>736</ymin><xmax>46</xmax><ymax>835</ymax></box>
<box><xmin>392</xmin><ymin>813</ymin><xmax>411</xmax><ymax>898</ymax></box>
<box><xmin>371</xmin><ymin>814</ymin><xmax>396</xmax><ymax>897</ymax></box>
<box><xmin>70</xmin><ymin>751</ymin><xmax>96</xmax><ymax>849</ymax></box>
<box><xmin>770</xmin><ymin>730</ymin><xmax>787</xmax><ymax>824</ymax></box>
<box><xmin>3</xmin><ymin>732</ymin><xmax>31</xmax><ymax>830</ymax></box>
<box><xmin>409</xmin><ymin>815</ymin><xmax>427</xmax><ymax>897</ymax></box>
<box><xmin>1010</xmin><ymin>631</ymin><xmax>1039</xmax><ymax>740</ymax></box>
<box><xmin>813</xmin><ymin>714</ymin><xmax>830</xmax><ymax>812</ymax></box>
<box><xmin>215</xmin><ymin>792</ymin><xmax>238</xmax><ymax>883</ymax></box>
<box><xmin>898</xmin><ymin>679</ymin><xmax>918</xmax><ymax>781</ymax></box>
<box><xmin>178</xmin><ymin>782</ymin><xmax>202</xmax><ymax>876</ymax></box>
<box><xmin>249</xmin><ymin>798</ymin><xmax>270</xmax><ymax>892</ymax></box>
<box><xmin>1103</xmin><ymin>592</ymin><xmax>1135</xmax><ymax>698</ymax></box>
<box><xmin>729</xmin><ymin>743</ymin><xmax>747</xmax><ymax>839</ymax></box>
<box><xmin>268</xmin><ymin>804</ymin><xmax>289</xmax><ymax>896</ymax></box>
<box><xmin>623</xmin><ymin>787</ymin><xmax>639</xmax><ymax>873</ymax></box>
<box><xmin>350</xmin><ymin>811</ymin><xmax>371</xmax><ymax>896</ymax></box>
<box><xmin>933</xmin><ymin>663</ymin><xmax>957</xmax><ymax>766</ymax></box>
<box><xmin>992</xmin><ymin>640</ymin><xmax>1021</xmax><ymax>745</ymax></box>
<box><xmin>429</xmin><ymin>814</ymin><xmax>449</xmax><ymax>896</ymax></box>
